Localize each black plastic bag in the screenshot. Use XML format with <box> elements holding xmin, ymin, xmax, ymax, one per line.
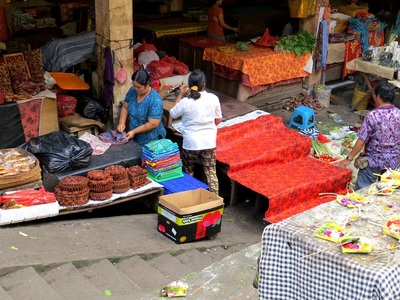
<box><xmin>76</xmin><ymin>96</ymin><xmax>109</xmax><ymax>123</ymax></box>
<box><xmin>21</xmin><ymin>131</ymin><xmax>93</xmax><ymax>174</ymax></box>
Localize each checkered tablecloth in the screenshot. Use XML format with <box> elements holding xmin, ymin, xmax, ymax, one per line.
<box><xmin>258</xmin><ymin>190</ymin><xmax>400</xmax><ymax>300</ymax></box>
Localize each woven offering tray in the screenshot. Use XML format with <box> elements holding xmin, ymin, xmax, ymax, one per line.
<box><xmin>314</xmin><ymin>221</ymin><xmax>350</xmax><ymax>243</ymax></box>
<box><xmin>368</xmin><ymin>182</ymin><xmax>397</xmax><ymax>196</ymax></box>
<box><xmin>336</xmin><ymin>192</ymin><xmax>369</xmax><ymax>208</ymax></box>
<box><xmin>383</xmin><ymin>218</ymin><xmax>400</xmax><ymax>240</ymax></box>
<box><xmin>341</xmin><ymin>236</ymin><xmax>372</xmax><ymax>254</ymax></box>
<box><xmin>379</xmin><ymin>170</ymin><xmax>400</xmax><ymax>186</ymax></box>
<box><xmin>217</xmin><ymin>46</ymin><xmax>237</xmax><ymax>53</ymax></box>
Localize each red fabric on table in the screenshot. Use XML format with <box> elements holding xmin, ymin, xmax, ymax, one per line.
<box><xmin>216</xmin><ymin>114</ymin><xmax>352</xmax><ymax>223</ymax></box>
<box><xmin>18</xmin><ymin>99</ymin><xmax>42</xmax><ymax>142</ymax></box>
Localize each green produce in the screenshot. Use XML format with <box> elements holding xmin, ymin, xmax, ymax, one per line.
<box><xmin>274</xmin><ymin>31</ymin><xmax>316</xmax><ymax>56</ymax></box>
<box><xmin>311</xmin><ymin>140</ymin><xmax>336</xmax><ymax>158</ymax></box>
<box><xmin>236</xmin><ymin>42</ymin><xmax>249</xmax><ymax>52</ymax></box>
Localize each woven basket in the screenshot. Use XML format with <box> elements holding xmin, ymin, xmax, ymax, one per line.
<box><xmin>0</xmin><ymin>148</ymin><xmax>42</xmax><ymax>190</ymax></box>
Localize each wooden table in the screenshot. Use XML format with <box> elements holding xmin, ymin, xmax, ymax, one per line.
<box><xmin>135</xmin><ymin>21</ymin><xmax>208</xmax><ymax>58</ymax></box>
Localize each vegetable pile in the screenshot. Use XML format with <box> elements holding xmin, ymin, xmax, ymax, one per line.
<box><xmin>311</xmin><ymin>140</ymin><xmax>339</xmax><ymax>163</ymax></box>
<box><xmin>274</xmin><ymin>31</ymin><xmax>316</xmax><ymax>56</ymax></box>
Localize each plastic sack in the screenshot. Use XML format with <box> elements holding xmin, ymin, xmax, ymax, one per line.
<box><xmin>172</xmin><ymin>60</ymin><xmax>189</xmax><ymax>75</ymax></box>
<box><xmin>134</xmin><ymin>40</ymin><xmax>158</xmax><ymax>57</ymax></box>
<box><xmin>57</xmin><ymin>95</ymin><xmax>77</xmax><ymax>117</ymax></box>
<box><xmin>115</xmin><ymin>60</ymin><xmax>127</xmax><ymax>84</ymax></box>
<box><xmin>255</xmin><ymin>28</ymin><xmax>279</xmax><ymax>48</ymax></box>
<box><xmin>21</xmin><ymin>131</ymin><xmax>93</xmax><ymax>174</ymax></box>
<box><xmin>162</xmin><ymin>55</ymin><xmax>177</xmax><ymax>64</ymax></box>
<box><xmin>44</xmin><ymin>71</ymin><xmax>56</xmax><ymax>90</ymax></box>
<box><xmin>147</xmin><ymin>60</ymin><xmax>174</xmax><ymax>80</ymax></box>
<box><xmin>76</xmin><ymin>96</ymin><xmax>109</xmax><ymax>123</ymax></box>
<box><xmin>138</xmin><ymin>50</ymin><xmax>159</xmax><ymax>67</ymax></box>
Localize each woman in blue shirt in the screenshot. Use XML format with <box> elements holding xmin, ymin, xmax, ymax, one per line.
<box><xmin>117</xmin><ymin>69</ymin><xmax>166</xmax><ymax>146</ymax></box>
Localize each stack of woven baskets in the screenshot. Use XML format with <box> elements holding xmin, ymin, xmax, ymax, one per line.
<box><xmin>126</xmin><ymin>165</ymin><xmax>150</xmax><ymax>190</ymax></box>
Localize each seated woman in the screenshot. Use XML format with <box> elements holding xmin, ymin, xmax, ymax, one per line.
<box><xmin>117</xmin><ymin>69</ymin><xmax>166</xmax><ymax>146</ymax></box>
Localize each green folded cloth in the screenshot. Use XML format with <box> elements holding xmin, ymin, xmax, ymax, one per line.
<box><xmin>147</xmin><ymin>168</ymin><xmax>184</xmax><ymax>182</ymax></box>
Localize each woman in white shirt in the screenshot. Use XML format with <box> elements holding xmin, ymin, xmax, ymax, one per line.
<box><xmin>169</xmin><ymin>69</ymin><xmax>223</xmax><ymax>195</ymax></box>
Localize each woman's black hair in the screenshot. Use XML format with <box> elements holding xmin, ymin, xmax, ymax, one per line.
<box><xmin>207</xmin><ymin>0</ymin><xmax>217</xmax><ymax>8</ymax></box>
<box><xmin>374</xmin><ymin>80</ymin><xmax>396</xmax><ymax>103</ymax></box>
<box><xmin>132</xmin><ymin>69</ymin><xmax>150</xmax><ymax>85</ymax></box>
<box><xmin>188</xmin><ymin>69</ymin><xmax>207</xmax><ymax>100</ymax></box>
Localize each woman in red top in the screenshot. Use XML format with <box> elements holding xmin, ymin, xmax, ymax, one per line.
<box><xmin>207</xmin><ymin>0</ymin><xmax>238</xmax><ymax>41</ymax></box>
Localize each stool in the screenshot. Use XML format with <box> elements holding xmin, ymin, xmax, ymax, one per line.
<box><xmin>288</xmin><ymin>106</ymin><xmax>315</xmax><ymax>130</ymax></box>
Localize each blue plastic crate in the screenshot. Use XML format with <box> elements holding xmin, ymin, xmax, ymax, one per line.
<box><xmin>161</xmin><ymin>172</ymin><xmax>209</xmax><ymax>194</ymax></box>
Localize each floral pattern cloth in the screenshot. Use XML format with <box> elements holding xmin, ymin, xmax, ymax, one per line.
<box><xmin>203</xmin><ymin>44</ymin><xmax>311</xmax><ymax>87</ymax></box>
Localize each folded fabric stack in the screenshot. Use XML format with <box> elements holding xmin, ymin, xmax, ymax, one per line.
<box><xmin>141</xmin><ymin>138</ymin><xmax>183</xmax><ymax>182</ymax></box>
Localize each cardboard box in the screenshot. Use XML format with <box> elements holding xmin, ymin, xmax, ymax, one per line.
<box><xmin>338</xmin><ymin>4</ymin><xmax>368</xmax><ymax>17</ymax></box>
<box><xmin>157</xmin><ymin>188</ymin><xmax>224</xmax><ymax>244</ymax></box>
<box><xmin>0</xmin><ymin>202</ymin><xmax>59</xmax><ymax>225</ymax></box>
<box><xmin>60</xmin><ymin>124</ymin><xmax>99</xmax><ymax>138</ymax></box>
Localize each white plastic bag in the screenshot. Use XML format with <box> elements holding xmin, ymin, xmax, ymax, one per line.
<box><xmin>138</xmin><ymin>50</ymin><xmax>159</xmax><ymax>68</ymax></box>
<box><xmin>44</xmin><ymin>71</ymin><xmax>56</xmax><ymax>89</ymax></box>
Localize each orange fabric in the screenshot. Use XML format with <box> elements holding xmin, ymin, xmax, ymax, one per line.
<box><xmin>216</xmin><ymin>114</ymin><xmax>352</xmax><ymax>223</ymax></box>
<box><xmin>203</xmin><ymin>44</ymin><xmax>311</xmax><ymax>87</ymax></box>
<box><xmin>207</xmin><ymin>6</ymin><xmax>224</xmax><ymax>37</ymax></box>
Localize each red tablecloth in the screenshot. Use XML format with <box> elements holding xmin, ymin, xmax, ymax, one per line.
<box><xmin>216</xmin><ymin>114</ymin><xmax>352</xmax><ymax>223</ymax></box>
<box><xmin>204</xmin><ymin>44</ymin><xmax>311</xmax><ymax>87</ymax></box>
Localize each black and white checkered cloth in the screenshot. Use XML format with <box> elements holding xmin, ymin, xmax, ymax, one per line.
<box><xmin>258</xmin><ymin>198</ymin><xmax>400</xmax><ymax>300</ymax></box>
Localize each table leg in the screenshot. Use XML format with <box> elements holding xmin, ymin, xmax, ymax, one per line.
<box><xmin>360</xmin><ymin>72</ymin><xmax>377</xmax><ymax>102</ymax></box>
<box><xmin>229</xmin><ymin>178</ymin><xmax>237</xmax><ymax>206</ymax></box>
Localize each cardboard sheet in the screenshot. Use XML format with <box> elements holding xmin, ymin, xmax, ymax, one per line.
<box><xmin>346</xmin><ymin>58</ymin><xmax>395</xmax><ymax>79</ymax></box>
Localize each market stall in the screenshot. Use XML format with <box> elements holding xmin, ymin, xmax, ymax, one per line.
<box><xmin>258</xmin><ymin>181</ymin><xmax>400</xmax><ymax>300</ymax></box>
<box><xmin>135</xmin><ymin>21</ymin><xmax>208</xmax><ymax>58</ymax></box>
<box><xmin>216</xmin><ymin>114</ymin><xmax>352</xmax><ymax>223</ymax></box>
<box><xmin>202</xmin><ymin>43</ymin><xmax>311</xmax><ymax>104</ymax></box>
<box><xmin>0</xmin><ymin>138</ymin><xmax>166</xmax><ymax>225</ymax></box>
<box><xmin>0</xmin><ymin>94</ymin><xmax>59</xmax><ymax>149</ymax></box>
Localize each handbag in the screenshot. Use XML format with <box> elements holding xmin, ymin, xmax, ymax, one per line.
<box><xmin>354</xmin><ymin>153</ymin><xmax>369</xmax><ymax>169</ymax></box>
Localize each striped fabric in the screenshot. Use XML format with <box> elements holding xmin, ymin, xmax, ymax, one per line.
<box><xmin>41</xmin><ymin>31</ymin><xmax>96</xmax><ymax>72</ymax></box>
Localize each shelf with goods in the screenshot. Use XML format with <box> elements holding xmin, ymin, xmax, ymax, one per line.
<box><xmin>0</xmin><ymin>0</ymin><xmax>59</xmax><ymax>50</ymax></box>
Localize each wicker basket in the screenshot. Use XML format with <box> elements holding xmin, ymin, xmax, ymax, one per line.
<box><xmin>0</xmin><ymin>148</ymin><xmax>42</xmax><ymax>191</ymax></box>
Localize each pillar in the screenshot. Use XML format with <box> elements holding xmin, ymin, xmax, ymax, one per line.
<box><xmin>95</xmin><ymin>0</ymin><xmax>134</xmax><ymax>128</ymax></box>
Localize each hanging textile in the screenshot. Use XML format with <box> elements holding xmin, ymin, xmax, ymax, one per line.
<box><xmin>103</xmin><ymin>46</ymin><xmax>114</xmax><ymax>108</ymax></box>
<box><xmin>314</xmin><ymin>19</ymin><xmax>328</xmax><ymax>71</ymax></box>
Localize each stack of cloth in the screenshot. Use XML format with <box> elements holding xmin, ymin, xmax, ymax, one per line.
<box><xmin>141</xmin><ymin>138</ymin><xmax>183</xmax><ymax>182</ymax></box>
